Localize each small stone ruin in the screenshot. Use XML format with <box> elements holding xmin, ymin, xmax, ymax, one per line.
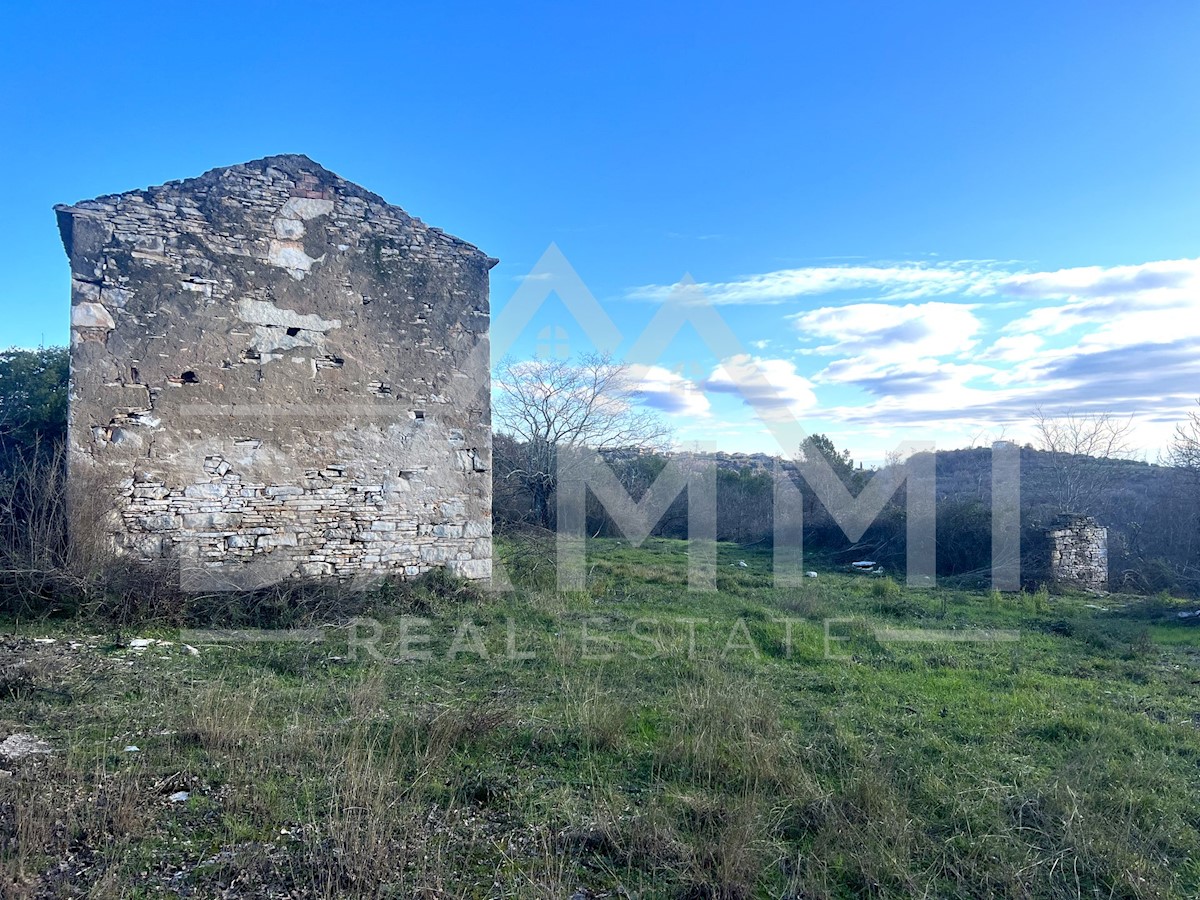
<box><xmin>1047</xmin><ymin>514</ymin><xmax>1108</xmax><ymax>592</ymax></box>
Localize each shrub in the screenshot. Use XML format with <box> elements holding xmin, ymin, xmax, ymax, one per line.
<box><xmin>871</xmin><ymin>576</ymin><xmax>902</xmax><ymax>601</ymax></box>
<box><xmin>1031</xmin><ymin>584</ymin><xmax>1050</xmax><ymax>613</ymax></box>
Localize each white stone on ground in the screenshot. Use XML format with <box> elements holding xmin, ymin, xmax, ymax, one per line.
<box><xmin>0</xmin><ymin>733</ymin><xmax>53</xmax><ymax>761</ymax></box>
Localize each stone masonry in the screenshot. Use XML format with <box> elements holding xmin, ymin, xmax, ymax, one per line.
<box><xmin>56</xmin><ymin>155</ymin><xmax>495</xmax><ymax>587</ymax></box>
<box><xmin>1048</xmin><ymin>515</ymin><xmax>1108</xmax><ymax>592</ymax></box>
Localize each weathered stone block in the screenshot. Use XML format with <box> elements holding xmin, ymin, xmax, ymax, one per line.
<box><xmin>265</xmin><ymin>485</ymin><xmax>304</xmax><ymax>498</ymax></box>
<box><xmin>440</xmin><ymin>499</ymin><xmax>466</xmax><ymax>518</ymax></box>
<box><xmin>184</xmin><ymin>483</ymin><xmax>227</xmax><ymax>499</ymax></box>
<box><xmin>181</xmin><ymin>511</ymin><xmax>240</xmax><ymax>530</ymax></box>
<box><xmin>464</xmin><ymin>520</ymin><xmax>491</xmax><ymax>539</ymax></box>
<box><xmin>449</xmin><ymin>559</ymin><xmax>491</xmax><ymax>579</ymax></box>
<box><xmin>257</xmin><ymin>533</ymin><xmax>298</xmax><ymax>549</ymax></box>
<box><xmin>135</xmin><ymin>513</ymin><xmax>178</xmax><ymax>533</ymax></box>
<box><xmin>420</xmin><ymin>545</ymin><xmax>455</xmax><ymax>563</ymax></box>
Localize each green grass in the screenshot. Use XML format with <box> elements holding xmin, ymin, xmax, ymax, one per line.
<box><xmin>3</xmin><ymin>537</ymin><xmax>1200</xmax><ymax>897</ymax></box>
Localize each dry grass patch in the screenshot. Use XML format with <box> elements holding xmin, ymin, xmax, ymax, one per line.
<box><xmin>655</xmin><ymin>667</ymin><xmax>794</xmax><ymax>791</ymax></box>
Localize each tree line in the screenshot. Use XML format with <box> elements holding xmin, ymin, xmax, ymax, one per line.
<box><xmin>492</xmin><ymin>354</ymin><xmax>1200</xmax><ymax>595</ymax></box>
<box><xmin>5</xmin><ymin>346</ymin><xmax>1200</xmax><ymax>596</ymax></box>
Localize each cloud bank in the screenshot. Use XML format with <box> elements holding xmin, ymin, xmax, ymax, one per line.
<box><xmin>623</xmin><ymin>256</ymin><xmax>1200</xmax><ymax>446</ymax></box>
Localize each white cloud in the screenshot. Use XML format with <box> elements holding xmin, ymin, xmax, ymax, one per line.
<box><xmin>622</xmin><ymin>254</ymin><xmax>1200</xmax><ymax>454</ymax></box>
<box><xmin>978</xmin><ymin>333</ymin><xmax>1044</xmax><ymax>364</ymax></box>
<box><xmin>629</xmin><ymin>364</ymin><xmax>712</xmax><ymax>418</ymax></box>
<box><xmin>791</xmin><ymin>301</ymin><xmax>982</xmax><ymax>366</ymax></box>
<box><xmin>626</xmin><ymin>261</ymin><xmax>1010</xmax><ymax>305</ymax></box>
<box><xmin>816</xmin><ymin>336</ymin><xmax>1200</xmax><ymax>453</ymax></box>
<box><xmin>1002</xmin><ymin>257</ymin><xmax>1200</xmax><ymax>351</ymax></box>
<box><xmin>704</xmin><ymin>355</ymin><xmax>817</xmax><ymax>422</ymax></box>
<box><xmin>1002</xmin><ymin>257</ymin><xmax>1200</xmax><ymax>301</ymax></box>
<box><xmin>817</xmin><ymin>357</ymin><xmax>995</xmax><ymax>396</ymax></box>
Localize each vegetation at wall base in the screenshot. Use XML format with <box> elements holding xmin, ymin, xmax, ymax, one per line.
<box><xmin>4</xmin><ymin>537</ymin><xmax>1200</xmax><ymax>898</ymax></box>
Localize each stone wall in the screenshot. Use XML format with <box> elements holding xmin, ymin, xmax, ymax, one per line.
<box><xmin>1048</xmin><ymin>515</ymin><xmax>1108</xmax><ymax>591</ymax></box>
<box><xmin>56</xmin><ymin>154</ymin><xmax>495</xmax><ymax>588</ymax></box>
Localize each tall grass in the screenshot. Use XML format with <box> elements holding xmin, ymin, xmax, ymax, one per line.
<box><xmin>0</xmin><ymin>441</ymin><xmax>177</xmax><ymax>620</ymax></box>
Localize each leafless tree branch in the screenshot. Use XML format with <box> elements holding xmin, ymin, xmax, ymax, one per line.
<box><xmin>493</xmin><ymin>353</ymin><xmax>672</xmax><ymax>529</ymax></box>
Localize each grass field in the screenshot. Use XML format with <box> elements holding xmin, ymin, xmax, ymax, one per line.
<box><xmin>3</xmin><ymin>537</ymin><xmax>1200</xmax><ymax>898</ymax></box>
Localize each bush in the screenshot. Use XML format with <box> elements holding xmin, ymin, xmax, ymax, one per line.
<box><xmin>871</xmin><ymin>576</ymin><xmax>902</xmax><ymax>601</ymax></box>
<box><xmin>1029</xmin><ymin>585</ymin><xmax>1050</xmax><ymax>614</ymax></box>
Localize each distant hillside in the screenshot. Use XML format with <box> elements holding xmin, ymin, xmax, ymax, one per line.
<box><xmin>931</xmin><ymin>446</ymin><xmax>1197</xmax><ymax>593</ymax></box>
<box><xmin>591</xmin><ymin>444</ymin><xmax>1200</xmax><ymax>595</ymax></box>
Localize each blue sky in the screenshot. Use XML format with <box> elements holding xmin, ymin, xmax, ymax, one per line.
<box><xmin>3</xmin><ymin>1</ymin><xmax>1199</xmax><ymax>461</ymax></box>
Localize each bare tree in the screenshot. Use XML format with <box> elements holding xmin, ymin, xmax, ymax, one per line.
<box><xmin>1169</xmin><ymin>400</ymin><xmax>1200</xmax><ymax>471</ymax></box>
<box><xmin>1162</xmin><ymin>400</ymin><xmax>1200</xmax><ymax>591</ymax></box>
<box><xmin>1031</xmin><ymin>408</ymin><xmax>1135</xmax><ymax>517</ymax></box>
<box><xmin>493</xmin><ymin>353</ymin><xmax>671</xmax><ymax>529</ymax></box>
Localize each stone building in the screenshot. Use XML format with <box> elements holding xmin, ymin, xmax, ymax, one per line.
<box><xmin>56</xmin><ymin>154</ymin><xmax>495</xmax><ymax>587</ymax></box>
<box><xmin>1047</xmin><ymin>514</ymin><xmax>1108</xmax><ymax>592</ymax></box>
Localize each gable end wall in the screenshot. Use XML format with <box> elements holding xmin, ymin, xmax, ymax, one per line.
<box><xmin>58</xmin><ymin>155</ymin><xmax>493</xmax><ymax>587</ymax></box>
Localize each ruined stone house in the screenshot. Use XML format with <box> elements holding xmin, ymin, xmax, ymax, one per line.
<box><xmin>56</xmin><ymin>154</ymin><xmax>495</xmax><ymax>587</ymax></box>
<box><xmin>1047</xmin><ymin>514</ymin><xmax>1108</xmax><ymax>592</ymax></box>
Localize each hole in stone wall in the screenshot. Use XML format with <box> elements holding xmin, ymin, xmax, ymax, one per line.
<box><xmin>286</xmin><ymin>327</ymin><xmax>301</xmax><ymax>337</ymax></box>
<box><xmin>130</xmin><ymin>366</ymin><xmax>139</xmax><ymax>382</ymax></box>
<box><xmin>181</xmin><ymin>371</ymin><xmax>200</xmax><ymax>384</ymax></box>
<box><xmin>413</xmin><ymin>410</ymin><xmax>425</xmax><ymax>420</ymax></box>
